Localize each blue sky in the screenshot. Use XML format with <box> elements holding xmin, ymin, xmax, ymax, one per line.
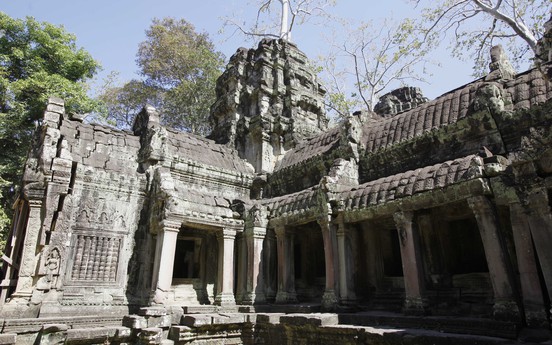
<box><xmin>2</xmin><ymin>0</ymin><xmax>478</xmax><ymax>100</ymax></box>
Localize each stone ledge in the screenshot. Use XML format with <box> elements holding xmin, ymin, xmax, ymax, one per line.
<box><xmin>139</xmin><ymin>306</ymin><xmax>167</xmax><ymax>316</ymax></box>
<box><xmin>279</xmin><ymin>313</ymin><xmax>339</xmax><ymax>327</ymax></box>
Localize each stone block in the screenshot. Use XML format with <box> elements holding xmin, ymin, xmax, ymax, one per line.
<box><xmin>167</xmin><ymin>306</ymin><xmax>184</xmax><ymax>325</ymax></box>
<box><xmin>123</xmin><ymin>315</ymin><xmax>148</xmax><ymax>329</ymax></box>
<box><xmin>0</xmin><ymin>334</ymin><xmax>16</xmax><ymax>345</ymax></box>
<box><xmin>47</xmin><ymin>98</ymin><xmax>64</xmax><ymax>112</ymax></box>
<box><xmin>65</xmin><ymin>327</ymin><xmax>110</xmax><ymax>344</ymax></box>
<box><xmin>180</xmin><ymin>314</ymin><xmax>213</xmax><ymax>327</ymax></box>
<box><xmin>113</xmin><ymin>326</ymin><xmax>132</xmax><ymax>340</ymax></box>
<box><xmin>256</xmin><ymin>313</ymin><xmax>284</xmax><ymax>324</ymax></box>
<box><xmin>279</xmin><ymin>313</ymin><xmax>339</xmax><ymax>327</ymax></box>
<box><xmin>213</xmin><ymin>313</ymin><xmax>247</xmax><ymax>324</ymax></box>
<box><xmin>168</xmin><ymin>326</ymin><xmax>194</xmax><ymax>342</ymax></box>
<box><xmin>44</xmin><ymin>111</ymin><xmax>61</xmax><ymax>125</ymax></box>
<box><xmin>42</xmin><ymin>323</ymin><xmax>69</xmax><ymax>333</ymax></box>
<box><xmin>147</xmin><ymin>315</ymin><xmax>172</xmax><ymax>328</ymax></box>
<box><xmin>139</xmin><ymin>306</ymin><xmax>168</xmax><ymax>316</ymax></box>
<box><xmin>138</xmin><ymin>327</ymin><xmax>163</xmax><ymax>345</ymax></box>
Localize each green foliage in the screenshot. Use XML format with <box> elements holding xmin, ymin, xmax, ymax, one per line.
<box><xmin>0</xmin><ymin>12</ymin><xmax>101</xmax><ymax>249</ymax></box>
<box><xmin>99</xmin><ymin>17</ymin><xmax>225</xmax><ymax>135</ymax></box>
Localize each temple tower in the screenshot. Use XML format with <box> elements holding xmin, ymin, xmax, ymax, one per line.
<box><xmin>209</xmin><ymin>39</ymin><xmax>328</xmax><ymax>173</ymax></box>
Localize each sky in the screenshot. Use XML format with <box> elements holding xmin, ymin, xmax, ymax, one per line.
<box><xmin>2</xmin><ymin>0</ymin><xmax>480</xmax><ymax>101</ymax></box>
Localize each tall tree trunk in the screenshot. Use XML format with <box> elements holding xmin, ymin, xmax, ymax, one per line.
<box><xmin>280</xmin><ymin>0</ymin><xmax>290</xmax><ymax>41</ymax></box>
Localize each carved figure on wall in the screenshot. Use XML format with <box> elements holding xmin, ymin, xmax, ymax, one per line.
<box><xmin>46</xmin><ymin>248</ymin><xmax>61</xmax><ymax>289</ymax></box>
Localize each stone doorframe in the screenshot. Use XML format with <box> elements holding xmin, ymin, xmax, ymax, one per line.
<box><xmin>150</xmin><ymin>218</ymin><xmax>242</xmax><ymax>306</ymax></box>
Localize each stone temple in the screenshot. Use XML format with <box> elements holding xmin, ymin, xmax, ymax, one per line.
<box><xmin>1</xmin><ymin>27</ymin><xmax>552</xmax><ymax>344</ymax></box>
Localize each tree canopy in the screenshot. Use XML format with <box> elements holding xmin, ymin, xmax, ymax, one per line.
<box><xmin>0</xmin><ymin>12</ymin><xmax>102</xmax><ymax>246</ymax></box>
<box><xmin>99</xmin><ymin>18</ymin><xmax>225</xmax><ymax>135</ymax></box>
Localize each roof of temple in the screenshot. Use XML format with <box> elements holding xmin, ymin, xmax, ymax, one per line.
<box><xmin>275</xmin><ymin>126</ymin><xmax>342</xmax><ymax>171</ymax></box>
<box><xmin>263</xmin><ymin>186</ymin><xmax>322</xmax><ymax>219</ymax></box>
<box><xmin>166</xmin><ymin>129</ymin><xmax>254</xmax><ymax>175</ymax></box>
<box><xmin>503</xmin><ymin>68</ymin><xmax>552</xmax><ymax>110</ymax></box>
<box><xmin>337</xmin><ymin>154</ymin><xmax>485</xmax><ymax>212</ymax></box>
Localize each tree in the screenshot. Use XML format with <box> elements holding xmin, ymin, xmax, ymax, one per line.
<box><xmin>0</xmin><ymin>12</ymin><xmax>102</xmax><ymax>247</ymax></box>
<box><xmin>412</xmin><ymin>0</ymin><xmax>552</xmax><ymax>74</ymax></box>
<box><xmin>99</xmin><ymin>18</ymin><xmax>224</xmax><ymax>135</ymax></box>
<box><xmin>223</xmin><ymin>0</ymin><xmax>335</xmax><ymax>42</ymax></box>
<box><xmin>95</xmin><ymin>74</ymin><xmax>161</xmax><ymax>129</ymax></box>
<box><xmin>138</xmin><ymin>17</ymin><xmax>224</xmax><ymax>134</ymax></box>
<box><xmin>320</xmin><ymin>18</ymin><xmax>431</xmax><ymax>118</ymax></box>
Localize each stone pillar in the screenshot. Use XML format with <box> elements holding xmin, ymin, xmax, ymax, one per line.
<box><xmin>417</xmin><ymin>213</ymin><xmax>439</xmax><ymax>285</ymax></box>
<box><xmin>468</xmin><ymin>196</ymin><xmax>520</xmax><ymax>321</ymax></box>
<box><xmin>337</xmin><ymin>218</ymin><xmax>357</xmax><ymax>305</ymax></box>
<box><xmin>524</xmin><ymin>189</ymin><xmax>552</xmax><ymax>320</ymax></box>
<box><xmin>318</xmin><ymin>216</ymin><xmax>338</xmax><ymax>310</ymax></box>
<box><xmin>275</xmin><ymin>225</ymin><xmax>297</xmax><ymax>303</ymax></box>
<box><xmin>235</xmin><ymin>233</ymin><xmax>247</xmax><ymax>304</ymax></box>
<box><xmin>215</xmin><ymin>228</ymin><xmax>237</xmax><ymax>306</ymax></box>
<box><xmin>12</xmin><ymin>199</ymin><xmax>43</xmax><ymax>299</ymax></box>
<box><xmin>264</xmin><ymin>230</ymin><xmax>277</xmax><ymax>301</ymax></box>
<box><xmin>151</xmin><ymin>220</ymin><xmax>181</xmax><ymax>305</ymax></box>
<box><xmin>393</xmin><ymin>211</ymin><xmax>427</xmax><ymax>315</ymax></box>
<box><xmin>509</xmin><ymin>202</ymin><xmax>548</xmax><ymax>328</ymax></box>
<box><xmin>243</xmin><ymin>226</ymin><xmax>267</xmax><ymax>304</ymax></box>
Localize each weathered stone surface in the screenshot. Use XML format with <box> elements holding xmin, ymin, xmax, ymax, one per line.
<box><xmin>374</xmin><ymin>86</ymin><xmax>429</xmax><ymax>117</ymax></box>
<box><xmin>139</xmin><ymin>306</ymin><xmax>168</xmax><ymax>316</ymax></box>
<box><xmin>280</xmin><ymin>313</ymin><xmax>339</xmax><ymax>326</ymax></box>
<box><xmin>0</xmin><ymin>334</ymin><xmax>16</xmax><ymax>345</ymax></box>
<box><xmin>138</xmin><ymin>327</ymin><xmax>163</xmax><ymax>345</ymax></box>
<box><xmin>123</xmin><ymin>315</ymin><xmax>148</xmax><ymax>330</ymax></box>
<box><xmin>180</xmin><ymin>314</ymin><xmax>214</xmax><ymax>327</ymax></box>
<box><xmin>147</xmin><ymin>315</ymin><xmax>172</xmax><ymax>328</ymax></box>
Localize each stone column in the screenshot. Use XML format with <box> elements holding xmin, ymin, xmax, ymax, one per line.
<box><xmin>318</xmin><ymin>216</ymin><xmax>338</xmax><ymax>310</ymax></box>
<box><xmin>12</xmin><ymin>199</ymin><xmax>43</xmax><ymax>299</ymax></box>
<box><xmin>509</xmin><ymin>202</ymin><xmax>548</xmax><ymax>328</ymax></box>
<box><xmin>337</xmin><ymin>218</ymin><xmax>357</xmax><ymax>305</ymax></box>
<box><xmin>243</xmin><ymin>227</ymin><xmax>267</xmax><ymax>304</ymax></box>
<box><xmin>393</xmin><ymin>211</ymin><xmax>427</xmax><ymax>315</ymax></box>
<box><xmin>468</xmin><ymin>196</ymin><xmax>520</xmax><ymax>321</ymax></box>
<box><xmin>417</xmin><ymin>213</ymin><xmax>439</xmax><ymax>285</ymax></box>
<box><xmin>151</xmin><ymin>220</ymin><xmax>181</xmax><ymax>305</ymax></box>
<box><xmin>264</xmin><ymin>230</ymin><xmax>277</xmax><ymax>301</ymax></box>
<box><xmin>215</xmin><ymin>228</ymin><xmax>237</xmax><ymax>306</ymax></box>
<box><xmin>235</xmin><ymin>233</ymin><xmax>247</xmax><ymax>304</ymax></box>
<box><xmin>275</xmin><ymin>225</ymin><xmax>297</xmax><ymax>303</ymax></box>
<box><xmin>524</xmin><ymin>189</ymin><xmax>552</xmax><ymax>320</ymax></box>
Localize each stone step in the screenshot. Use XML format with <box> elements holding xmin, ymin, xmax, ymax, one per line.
<box><xmin>338</xmin><ymin>311</ymin><xmax>519</xmax><ymax>339</ymax></box>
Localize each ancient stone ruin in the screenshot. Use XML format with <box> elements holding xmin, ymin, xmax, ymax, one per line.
<box><xmin>1</xmin><ymin>29</ymin><xmax>552</xmax><ymax>344</ymax></box>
